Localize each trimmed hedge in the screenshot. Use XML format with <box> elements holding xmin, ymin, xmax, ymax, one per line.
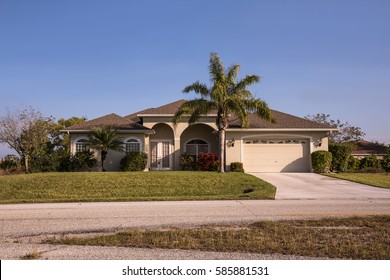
<box><xmin>120</xmin><ymin>152</ymin><xmax>147</xmax><ymax>171</ymax></box>
<box><xmin>311</xmin><ymin>150</ymin><xmax>332</xmax><ymax>173</ymax></box>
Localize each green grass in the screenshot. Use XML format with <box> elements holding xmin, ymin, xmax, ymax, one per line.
<box><xmin>327</xmin><ymin>173</ymin><xmax>390</xmax><ymax>189</ymax></box>
<box><xmin>0</xmin><ymin>171</ymin><xmax>276</xmax><ymax>204</ymax></box>
<box><xmin>46</xmin><ymin>215</ymin><xmax>390</xmax><ymax>260</ymax></box>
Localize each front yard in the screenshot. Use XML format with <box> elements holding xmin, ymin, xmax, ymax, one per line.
<box><xmin>327</xmin><ymin>173</ymin><xmax>390</xmax><ymax>189</ymax></box>
<box><xmin>0</xmin><ymin>171</ymin><xmax>276</xmax><ymax>204</ymax></box>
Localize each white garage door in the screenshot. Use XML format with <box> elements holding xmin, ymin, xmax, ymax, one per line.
<box><xmin>243</xmin><ymin>139</ymin><xmax>311</xmax><ymax>172</ymax></box>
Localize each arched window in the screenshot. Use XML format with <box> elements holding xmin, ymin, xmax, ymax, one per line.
<box><xmin>125</xmin><ymin>138</ymin><xmax>141</xmax><ymax>153</ymax></box>
<box><xmin>186</xmin><ymin>139</ymin><xmax>209</xmax><ymax>156</ymax></box>
<box><xmin>75</xmin><ymin>139</ymin><xmax>89</xmax><ymax>152</ymax></box>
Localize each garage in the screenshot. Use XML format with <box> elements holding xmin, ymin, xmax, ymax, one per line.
<box><xmin>243</xmin><ymin>138</ymin><xmax>311</xmax><ymax>172</ymax></box>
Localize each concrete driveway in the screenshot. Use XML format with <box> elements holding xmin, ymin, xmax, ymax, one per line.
<box><xmin>250</xmin><ymin>173</ymin><xmax>390</xmax><ymax>200</ymax></box>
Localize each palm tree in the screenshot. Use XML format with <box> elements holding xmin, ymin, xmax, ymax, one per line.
<box><xmin>88</xmin><ymin>126</ymin><xmax>123</xmax><ymax>171</ymax></box>
<box><xmin>174</xmin><ymin>52</ymin><xmax>275</xmax><ymax>172</ymax></box>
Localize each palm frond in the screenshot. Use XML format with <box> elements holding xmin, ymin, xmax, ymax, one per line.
<box><xmin>182</xmin><ymin>81</ymin><xmax>210</xmax><ymax>98</ymax></box>
<box><xmin>244</xmin><ymin>99</ymin><xmax>275</xmax><ymax>123</ymax></box>
<box><xmin>227</xmin><ymin>64</ymin><xmax>240</xmax><ymax>83</ymax></box>
<box><xmin>209</xmin><ymin>52</ymin><xmax>225</xmax><ymax>84</ymax></box>
<box><xmin>235</xmin><ymin>75</ymin><xmax>261</xmax><ymax>93</ymax></box>
<box><xmin>173</xmin><ymin>99</ymin><xmax>215</xmax><ymax>125</ymax></box>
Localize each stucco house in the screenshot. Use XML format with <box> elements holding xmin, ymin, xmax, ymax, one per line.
<box><xmin>63</xmin><ymin>99</ymin><xmax>335</xmax><ymax>172</ymax></box>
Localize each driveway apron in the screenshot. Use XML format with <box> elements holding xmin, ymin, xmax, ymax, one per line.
<box><xmin>250</xmin><ymin>173</ymin><xmax>390</xmax><ymax>200</ymax></box>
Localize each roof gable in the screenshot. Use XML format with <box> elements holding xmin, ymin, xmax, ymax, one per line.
<box><xmin>63</xmin><ymin>113</ymin><xmax>151</xmax><ymax>131</ymax></box>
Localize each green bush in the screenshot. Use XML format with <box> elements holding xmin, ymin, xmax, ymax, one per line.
<box><xmin>311</xmin><ymin>151</ymin><xmax>332</xmax><ymax>173</ymax></box>
<box><xmin>0</xmin><ymin>154</ymin><xmax>21</xmax><ymax>173</ymax></box>
<box><xmin>382</xmin><ymin>155</ymin><xmax>390</xmax><ymax>172</ymax></box>
<box><xmin>360</xmin><ymin>155</ymin><xmax>382</xmax><ymax>172</ymax></box>
<box><xmin>197</xmin><ymin>152</ymin><xmax>220</xmax><ymax>172</ymax></box>
<box><xmin>120</xmin><ymin>152</ymin><xmax>147</xmax><ymax>171</ymax></box>
<box><xmin>347</xmin><ymin>156</ymin><xmax>361</xmax><ymax>172</ymax></box>
<box><xmin>231</xmin><ymin>162</ymin><xmax>244</xmax><ymax>173</ymax></box>
<box><xmin>179</xmin><ymin>154</ymin><xmax>197</xmax><ymax>171</ymax></box>
<box><xmin>329</xmin><ymin>143</ymin><xmax>352</xmax><ymax>172</ymax></box>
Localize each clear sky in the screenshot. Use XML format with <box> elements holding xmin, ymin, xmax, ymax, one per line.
<box><xmin>1</xmin><ymin>0</ymin><xmax>389</xmax><ymax>156</ymax></box>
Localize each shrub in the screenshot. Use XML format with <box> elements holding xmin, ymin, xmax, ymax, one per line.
<box><xmin>360</xmin><ymin>155</ymin><xmax>382</xmax><ymax>172</ymax></box>
<box><xmin>120</xmin><ymin>152</ymin><xmax>147</xmax><ymax>171</ymax></box>
<box><xmin>347</xmin><ymin>156</ymin><xmax>361</xmax><ymax>172</ymax></box>
<box><xmin>231</xmin><ymin>162</ymin><xmax>244</xmax><ymax>173</ymax></box>
<box><xmin>0</xmin><ymin>154</ymin><xmax>21</xmax><ymax>173</ymax></box>
<box><xmin>311</xmin><ymin>151</ymin><xmax>332</xmax><ymax>173</ymax></box>
<box><xmin>329</xmin><ymin>143</ymin><xmax>352</xmax><ymax>172</ymax></box>
<box><xmin>382</xmin><ymin>155</ymin><xmax>390</xmax><ymax>172</ymax></box>
<box><xmin>197</xmin><ymin>152</ymin><xmax>219</xmax><ymax>171</ymax></box>
<box><xmin>179</xmin><ymin>154</ymin><xmax>197</xmax><ymax>171</ymax></box>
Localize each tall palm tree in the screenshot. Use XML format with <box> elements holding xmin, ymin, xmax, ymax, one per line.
<box><xmin>174</xmin><ymin>52</ymin><xmax>275</xmax><ymax>172</ymax></box>
<box><xmin>88</xmin><ymin>126</ymin><xmax>123</xmax><ymax>171</ymax></box>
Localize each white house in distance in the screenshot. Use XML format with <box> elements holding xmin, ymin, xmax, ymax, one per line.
<box><xmin>62</xmin><ymin>99</ymin><xmax>335</xmax><ymax>172</ymax></box>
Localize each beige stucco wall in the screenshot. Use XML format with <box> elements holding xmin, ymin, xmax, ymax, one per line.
<box><xmin>142</xmin><ymin>116</ymin><xmax>218</xmax><ymax>170</ymax></box>
<box><xmin>70</xmin><ymin>132</ymin><xmax>147</xmax><ymax>171</ymax></box>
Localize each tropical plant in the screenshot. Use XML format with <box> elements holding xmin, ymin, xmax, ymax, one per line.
<box><xmin>179</xmin><ymin>154</ymin><xmax>197</xmax><ymax>171</ymax></box>
<box><xmin>197</xmin><ymin>152</ymin><xmax>220</xmax><ymax>171</ymax></box>
<box><xmin>173</xmin><ymin>52</ymin><xmax>274</xmax><ymax>172</ymax></box>
<box><xmin>87</xmin><ymin>126</ymin><xmax>123</xmax><ymax>171</ymax></box>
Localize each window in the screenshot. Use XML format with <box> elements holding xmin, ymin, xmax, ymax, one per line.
<box><xmin>186</xmin><ymin>139</ymin><xmax>209</xmax><ymax>157</ymax></box>
<box><xmin>75</xmin><ymin>139</ymin><xmax>89</xmax><ymax>152</ymax></box>
<box><xmin>125</xmin><ymin>138</ymin><xmax>141</xmax><ymax>153</ymax></box>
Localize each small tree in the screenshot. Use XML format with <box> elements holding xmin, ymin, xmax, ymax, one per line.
<box><xmin>88</xmin><ymin>126</ymin><xmax>123</xmax><ymax>171</ymax></box>
<box><xmin>0</xmin><ymin>107</ymin><xmax>54</xmax><ymax>173</ymax></box>
<box><xmin>304</xmin><ymin>114</ymin><xmax>365</xmax><ymax>143</ymax></box>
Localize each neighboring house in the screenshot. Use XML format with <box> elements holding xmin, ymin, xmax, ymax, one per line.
<box><xmin>350</xmin><ymin>140</ymin><xmax>387</xmax><ymax>159</ymax></box>
<box><xmin>62</xmin><ymin>99</ymin><xmax>335</xmax><ymax>172</ymax></box>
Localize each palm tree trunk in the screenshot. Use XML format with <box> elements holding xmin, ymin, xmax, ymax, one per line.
<box><xmin>219</xmin><ymin>129</ymin><xmax>225</xmax><ymax>173</ymax></box>
<box><xmin>101</xmin><ymin>150</ymin><xmax>106</xmax><ymax>172</ymax></box>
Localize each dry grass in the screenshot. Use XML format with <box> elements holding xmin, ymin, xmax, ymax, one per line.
<box><xmin>20</xmin><ymin>249</ymin><xmax>43</xmax><ymax>260</ymax></box>
<box><xmin>47</xmin><ymin>215</ymin><xmax>390</xmax><ymax>259</ymax></box>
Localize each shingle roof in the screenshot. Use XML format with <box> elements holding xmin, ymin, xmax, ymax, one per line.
<box><xmin>63</xmin><ymin>113</ymin><xmax>152</xmax><ymax>131</ymax></box>
<box><xmin>124</xmin><ymin>99</ymin><xmax>188</xmax><ymax>122</ymax></box>
<box><xmin>125</xmin><ymin>99</ymin><xmax>333</xmax><ymax>129</ymax></box>
<box><xmin>351</xmin><ymin>140</ymin><xmax>387</xmax><ymax>155</ymax></box>
<box><xmin>65</xmin><ymin>100</ymin><xmax>334</xmax><ymax>131</ymax></box>
<box><xmin>228</xmin><ymin>110</ymin><xmax>333</xmax><ymax>129</ymax></box>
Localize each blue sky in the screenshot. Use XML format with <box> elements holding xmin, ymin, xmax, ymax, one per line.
<box><xmin>1</xmin><ymin>0</ymin><xmax>389</xmax><ymax>156</ymax></box>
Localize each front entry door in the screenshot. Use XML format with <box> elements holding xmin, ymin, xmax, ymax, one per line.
<box><xmin>150</xmin><ymin>140</ymin><xmax>171</xmax><ymax>170</ymax></box>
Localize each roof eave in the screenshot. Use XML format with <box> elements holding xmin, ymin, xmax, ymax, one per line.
<box><xmin>226</xmin><ymin>128</ymin><xmax>338</xmax><ymax>132</ymax></box>
<box><xmin>61</xmin><ymin>129</ymin><xmax>154</xmax><ymax>134</ymax></box>
<box><xmin>137</xmin><ymin>114</ymin><xmax>218</xmax><ymax>117</ymax></box>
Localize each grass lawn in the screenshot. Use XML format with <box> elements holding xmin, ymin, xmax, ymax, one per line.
<box><xmin>326</xmin><ymin>173</ymin><xmax>390</xmax><ymax>189</ymax></box>
<box><xmin>0</xmin><ymin>171</ymin><xmax>276</xmax><ymax>204</ymax></box>
<box><xmin>47</xmin><ymin>215</ymin><xmax>390</xmax><ymax>260</ymax></box>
